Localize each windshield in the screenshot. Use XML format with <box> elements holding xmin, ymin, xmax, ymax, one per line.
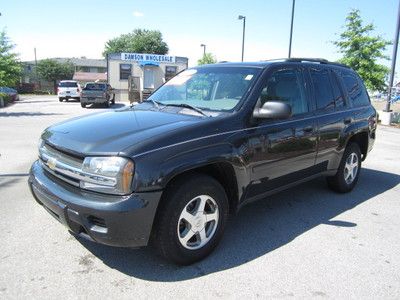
<box><xmin>149</xmin><ymin>66</ymin><xmax>261</xmax><ymax>111</ymax></box>
<box><xmin>58</xmin><ymin>82</ymin><xmax>78</xmax><ymax>88</ymax></box>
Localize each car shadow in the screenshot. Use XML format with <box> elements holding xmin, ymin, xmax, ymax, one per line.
<box><xmin>0</xmin><ymin>112</ymin><xmax>63</xmax><ymax>117</ymax></box>
<box><xmin>75</xmin><ymin>168</ymin><xmax>400</xmax><ymax>281</ymax></box>
<box><xmin>86</xmin><ymin>103</ymin><xmax>126</xmax><ymax>109</ymax></box>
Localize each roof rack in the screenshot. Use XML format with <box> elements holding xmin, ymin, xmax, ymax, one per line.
<box><xmin>264</xmin><ymin>58</ymin><xmax>350</xmax><ymax>68</ymax></box>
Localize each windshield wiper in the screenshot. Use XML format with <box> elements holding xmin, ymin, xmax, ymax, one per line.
<box><xmin>163</xmin><ymin>103</ymin><xmax>209</xmax><ymax>117</ymax></box>
<box><xmin>145</xmin><ymin>99</ymin><xmax>164</xmax><ymax>109</ymax></box>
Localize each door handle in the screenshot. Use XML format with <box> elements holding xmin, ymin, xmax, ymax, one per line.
<box><xmin>344</xmin><ymin>118</ymin><xmax>352</xmax><ymax>124</ymax></box>
<box><xmin>303</xmin><ymin>126</ymin><xmax>313</xmax><ymax>132</ymax></box>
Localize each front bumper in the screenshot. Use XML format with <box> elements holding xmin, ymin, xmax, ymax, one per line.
<box><xmin>28</xmin><ymin>160</ymin><xmax>162</xmax><ymax>248</ymax></box>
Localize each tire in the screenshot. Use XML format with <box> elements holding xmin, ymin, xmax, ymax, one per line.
<box><xmin>111</xmin><ymin>96</ymin><xmax>115</xmax><ymax>105</ymax></box>
<box><xmin>104</xmin><ymin>100</ymin><xmax>110</xmax><ymax>108</ymax></box>
<box><xmin>81</xmin><ymin>103</ymin><xmax>86</xmax><ymax>108</ymax></box>
<box><xmin>153</xmin><ymin>174</ymin><xmax>229</xmax><ymax>265</ymax></box>
<box><xmin>326</xmin><ymin>143</ymin><xmax>362</xmax><ymax>193</ymax></box>
<box><xmin>59</xmin><ymin>97</ymin><xmax>63</xmax><ymax>102</ymax></box>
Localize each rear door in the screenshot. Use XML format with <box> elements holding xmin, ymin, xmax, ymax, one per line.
<box><xmin>309</xmin><ymin>66</ymin><xmax>347</xmax><ymax>170</ymax></box>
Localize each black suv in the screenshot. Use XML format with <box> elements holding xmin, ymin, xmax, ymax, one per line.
<box><xmin>29</xmin><ymin>58</ymin><xmax>377</xmax><ymax>265</ymax></box>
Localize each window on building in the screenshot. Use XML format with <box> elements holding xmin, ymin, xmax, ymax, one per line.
<box><xmin>120</xmin><ymin>64</ymin><xmax>132</xmax><ymax>80</ymax></box>
<box><xmin>341</xmin><ymin>71</ymin><xmax>370</xmax><ymax>107</ymax></box>
<box><xmin>310</xmin><ymin>68</ymin><xmax>335</xmax><ymax>110</ymax></box>
<box><xmin>258</xmin><ymin>68</ymin><xmax>308</xmax><ymax>115</ymax></box>
<box><xmin>165</xmin><ymin>66</ymin><xmax>178</xmax><ymax>82</ymax></box>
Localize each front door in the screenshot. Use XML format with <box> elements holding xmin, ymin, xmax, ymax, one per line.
<box><xmin>244</xmin><ymin>66</ymin><xmax>318</xmax><ymax>200</ymax></box>
<box><xmin>143</xmin><ymin>67</ymin><xmax>155</xmax><ymax>89</ymax></box>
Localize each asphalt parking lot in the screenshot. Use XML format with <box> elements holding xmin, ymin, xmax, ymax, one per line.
<box><xmin>1</xmin><ymin>96</ymin><xmax>400</xmax><ymax>299</ymax></box>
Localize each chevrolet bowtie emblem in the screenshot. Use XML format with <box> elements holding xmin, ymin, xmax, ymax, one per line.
<box><xmin>47</xmin><ymin>157</ymin><xmax>57</xmax><ymax>170</ymax></box>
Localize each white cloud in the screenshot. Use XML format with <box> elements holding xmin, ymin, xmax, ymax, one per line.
<box><xmin>133</xmin><ymin>11</ymin><xmax>144</xmax><ymax>17</ymax></box>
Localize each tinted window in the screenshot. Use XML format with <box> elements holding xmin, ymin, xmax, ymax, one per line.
<box><xmin>58</xmin><ymin>82</ymin><xmax>78</xmax><ymax>88</ymax></box>
<box><xmin>330</xmin><ymin>72</ymin><xmax>345</xmax><ymax>108</ymax></box>
<box><xmin>84</xmin><ymin>83</ymin><xmax>106</xmax><ymax>90</ymax></box>
<box><xmin>258</xmin><ymin>68</ymin><xmax>308</xmax><ymax>115</ymax></box>
<box><xmin>310</xmin><ymin>68</ymin><xmax>335</xmax><ymax>110</ymax></box>
<box><xmin>120</xmin><ymin>64</ymin><xmax>132</xmax><ymax>80</ymax></box>
<box><xmin>342</xmin><ymin>71</ymin><xmax>369</xmax><ymax>107</ymax></box>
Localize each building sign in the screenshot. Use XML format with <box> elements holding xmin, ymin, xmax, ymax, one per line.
<box><xmin>121</xmin><ymin>53</ymin><xmax>175</xmax><ymax>63</ymax></box>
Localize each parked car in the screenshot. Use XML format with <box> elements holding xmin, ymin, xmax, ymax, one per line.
<box><xmin>80</xmin><ymin>82</ymin><xmax>115</xmax><ymax>108</ymax></box>
<box><xmin>57</xmin><ymin>80</ymin><xmax>81</xmax><ymax>102</ymax></box>
<box><xmin>29</xmin><ymin>58</ymin><xmax>377</xmax><ymax>265</ymax></box>
<box><xmin>0</xmin><ymin>87</ymin><xmax>19</xmax><ymax>101</ymax></box>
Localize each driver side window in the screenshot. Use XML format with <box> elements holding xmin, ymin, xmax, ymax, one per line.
<box><xmin>258</xmin><ymin>68</ymin><xmax>308</xmax><ymax>116</ymax></box>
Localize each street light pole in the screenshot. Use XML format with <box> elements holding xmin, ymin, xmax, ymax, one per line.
<box><xmin>200</xmin><ymin>44</ymin><xmax>206</xmax><ymax>56</ymax></box>
<box><xmin>385</xmin><ymin>0</ymin><xmax>400</xmax><ymax>112</ymax></box>
<box><xmin>238</xmin><ymin>15</ymin><xmax>246</xmax><ymax>62</ymax></box>
<box><xmin>288</xmin><ymin>0</ymin><xmax>296</xmax><ymax>58</ymax></box>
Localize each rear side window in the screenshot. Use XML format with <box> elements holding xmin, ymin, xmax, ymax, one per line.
<box><xmin>310</xmin><ymin>68</ymin><xmax>335</xmax><ymax>110</ymax></box>
<box><xmin>330</xmin><ymin>72</ymin><xmax>345</xmax><ymax>109</ymax></box>
<box><xmin>59</xmin><ymin>82</ymin><xmax>78</xmax><ymax>88</ymax></box>
<box><xmin>84</xmin><ymin>83</ymin><xmax>106</xmax><ymax>90</ymax></box>
<box><xmin>341</xmin><ymin>71</ymin><xmax>369</xmax><ymax>107</ymax></box>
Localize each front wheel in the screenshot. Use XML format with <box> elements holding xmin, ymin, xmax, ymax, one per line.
<box><xmin>153</xmin><ymin>174</ymin><xmax>229</xmax><ymax>265</ymax></box>
<box><xmin>327</xmin><ymin>143</ymin><xmax>362</xmax><ymax>193</ymax></box>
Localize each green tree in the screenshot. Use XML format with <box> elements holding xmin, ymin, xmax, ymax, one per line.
<box><xmin>333</xmin><ymin>9</ymin><xmax>391</xmax><ymax>92</ymax></box>
<box><xmin>37</xmin><ymin>59</ymin><xmax>74</xmax><ymax>93</ymax></box>
<box><xmin>103</xmin><ymin>29</ymin><xmax>169</xmax><ymax>57</ymax></box>
<box><xmin>197</xmin><ymin>53</ymin><xmax>217</xmax><ymax>65</ymax></box>
<box><xmin>0</xmin><ymin>30</ymin><xmax>22</xmax><ymax>87</ymax></box>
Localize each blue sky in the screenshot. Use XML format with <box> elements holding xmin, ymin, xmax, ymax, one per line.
<box><xmin>0</xmin><ymin>0</ymin><xmax>398</xmax><ymax>68</ymax></box>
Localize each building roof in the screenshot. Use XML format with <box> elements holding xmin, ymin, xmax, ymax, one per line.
<box><xmin>73</xmin><ymin>72</ymin><xmax>107</xmax><ymax>82</ymax></box>
<box><xmin>24</xmin><ymin>57</ymin><xmax>106</xmax><ymax>68</ymax></box>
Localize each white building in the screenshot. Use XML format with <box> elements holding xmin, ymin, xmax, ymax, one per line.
<box><xmin>107</xmin><ymin>52</ymin><xmax>188</xmax><ymax>102</ymax></box>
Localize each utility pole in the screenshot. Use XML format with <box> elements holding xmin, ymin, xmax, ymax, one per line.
<box><xmin>34</xmin><ymin>47</ymin><xmax>41</xmax><ymax>89</ymax></box>
<box><xmin>238</xmin><ymin>15</ymin><xmax>246</xmax><ymax>62</ymax></box>
<box><xmin>385</xmin><ymin>0</ymin><xmax>400</xmax><ymax>112</ymax></box>
<box><xmin>288</xmin><ymin>0</ymin><xmax>296</xmax><ymax>58</ymax></box>
<box><xmin>200</xmin><ymin>44</ymin><xmax>206</xmax><ymax>56</ymax></box>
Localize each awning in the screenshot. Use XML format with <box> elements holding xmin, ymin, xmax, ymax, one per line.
<box><xmin>73</xmin><ymin>72</ymin><xmax>107</xmax><ymax>82</ymax></box>
<box><xmin>139</xmin><ymin>61</ymin><xmax>160</xmax><ymax>67</ymax></box>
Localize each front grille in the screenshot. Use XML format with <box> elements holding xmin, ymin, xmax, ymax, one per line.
<box><xmin>39</xmin><ymin>143</ymin><xmax>83</xmax><ymax>187</ymax></box>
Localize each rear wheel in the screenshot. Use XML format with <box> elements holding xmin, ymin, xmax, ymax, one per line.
<box><xmin>327</xmin><ymin>143</ymin><xmax>361</xmax><ymax>193</ymax></box>
<box><xmin>153</xmin><ymin>174</ymin><xmax>229</xmax><ymax>265</ymax></box>
<box><xmin>81</xmin><ymin>103</ymin><xmax>86</xmax><ymax>108</ymax></box>
<box><xmin>58</xmin><ymin>97</ymin><xmax>63</xmax><ymax>102</ymax></box>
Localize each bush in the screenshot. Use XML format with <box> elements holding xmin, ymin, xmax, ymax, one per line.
<box><xmin>0</xmin><ymin>92</ymin><xmax>12</xmax><ymax>107</ymax></box>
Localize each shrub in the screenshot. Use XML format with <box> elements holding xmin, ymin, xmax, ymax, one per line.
<box><xmin>0</xmin><ymin>92</ymin><xmax>13</xmax><ymax>107</ymax></box>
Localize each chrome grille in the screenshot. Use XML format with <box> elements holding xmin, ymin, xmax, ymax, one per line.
<box><xmin>39</xmin><ymin>143</ymin><xmax>83</xmax><ymax>187</ymax></box>
<box><xmin>39</xmin><ymin>143</ymin><xmax>116</xmax><ymax>188</ymax></box>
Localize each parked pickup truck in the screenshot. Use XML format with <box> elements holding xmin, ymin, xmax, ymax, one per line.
<box><xmin>29</xmin><ymin>58</ymin><xmax>377</xmax><ymax>265</ymax></box>
<box><xmin>80</xmin><ymin>82</ymin><xmax>115</xmax><ymax>108</ymax></box>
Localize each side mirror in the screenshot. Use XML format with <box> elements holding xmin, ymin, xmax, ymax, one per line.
<box><xmin>253</xmin><ymin>101</ymin><xmax>292</xmax><ymax>119</ymax></box>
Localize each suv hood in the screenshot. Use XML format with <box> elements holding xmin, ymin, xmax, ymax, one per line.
<box><xmin>43</xmin><ymin>108</ymin><xmax>205</xmax><ymax>156</ymax></box>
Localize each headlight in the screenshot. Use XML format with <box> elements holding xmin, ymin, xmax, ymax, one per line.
<box><xmin>80</xmin><ymin>157</ymin><xmax>134</xmax><ymax>195</ymax></box>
